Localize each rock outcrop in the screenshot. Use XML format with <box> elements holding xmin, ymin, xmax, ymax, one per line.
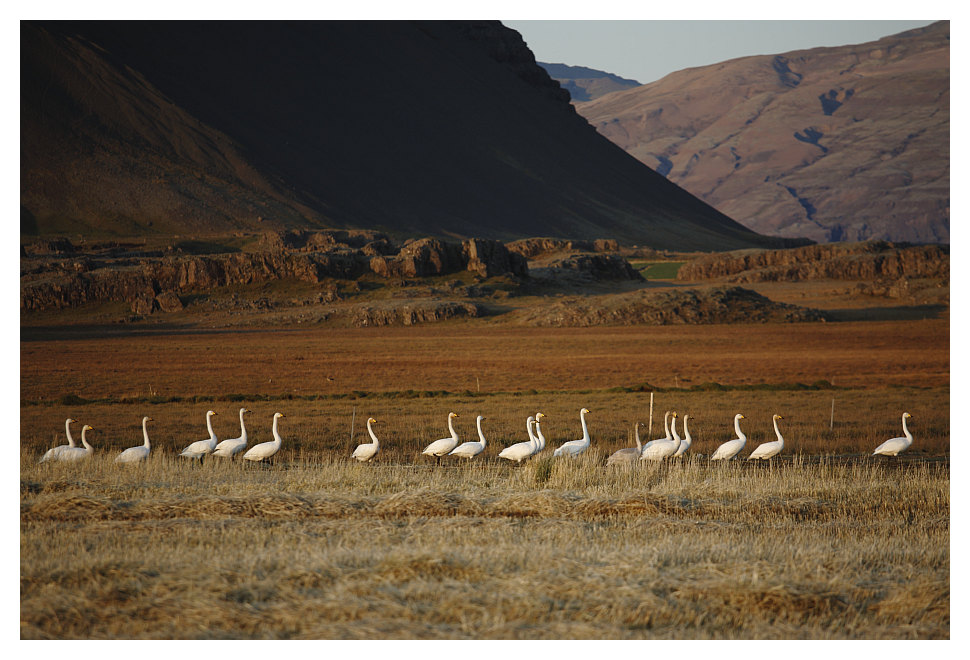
<box><xmin>351</xmin><ymin>300</ymin><xmax>482</xmax><ymax>327</ymax></box>
<box><xmin>677</xmin><ymin>241</ymin><xmax>948</xmax><ymax>283</ymax></box>
<box><xmin>519</xmin><ymin>286</ymin><xmax>827</xmax><ymax>327</ymax></box>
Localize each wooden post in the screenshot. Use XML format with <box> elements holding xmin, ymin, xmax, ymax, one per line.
<box><xmin>649</xmin><ymin>392</ymin><xmax>654</xmax><ymax>436</ymax></box>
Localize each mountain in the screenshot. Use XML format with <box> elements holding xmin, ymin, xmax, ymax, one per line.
<box><xmin>538</xmin><ymin>62</ymin><xmax>641</xmax><ymax>101</ymax></box>
<box><xmin>20</xmin><ymin>21</ymin><xmax>798</xmax><ymax>252</ymax></box>
<box><xmin>574</xmin><ymin>21</ymin><xmax>949</xmax><ymax>244</ymax></box>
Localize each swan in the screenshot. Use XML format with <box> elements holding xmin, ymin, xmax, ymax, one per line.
<box><xmin>243</xmin><ymin>412</ymin><xmax>286</xmax><ymax>462</ymax></box>
<box><xmin>421</xmin><ymin>412</ymin><xmax>460</xmax><ymax>465</ymax></box>
<box><xmin>640</xmin><ymin>410</ymin><xmax>672</xmax><ymax>452</ymax></box>
<box><xmin>58</xmin><ymin>425</ymin><xmax>94</xmax><ymax>461</ymax></box>
<box><xmin>351</xmin><ymin>417</ymin><xmax>381</xmax><ymax>462</ymax></box>
<box><xmin>212</xmin><ymin>408</ymin><xmax>250</xmax><ymax>458</ymax></box>
<box><xmin>553</xmin><ymin>408</ymin><xmax>591</xmax><ymax>458</ymax></box>
<box><xmin>498</xmin><ymin>415</ymin><xmax>539</xmax><ymax>463</ymax></box>
<box><xmin>710</xmin><ymin>414</ymin><xmax>747</xmax><ymax>461</ymax></box>
<box><xmin>606</xmin><ymin>422</ymin><xmax>644</xmax><ymax>465</ymax></box>
<box><xmin>748</xmin><ymin>415</ymin><xmax>785</xmax><ymax>460</ymax></box>
<box><xmin>673</xmin><ymin>414</ymin><xmax>693</xmax><ymax>457</ymax></box>
<box><xmin>449</xmin><ymin>415</ymin><xmax>487</xmax><ymax>459</ymax></box>
<box><xmin>40</xmin><ymin>418</ymin><xmax>77</xmax><ymax>463</ymax></box>
<box><xmin>532</xmin><ymin>412</ymin><xmax>547</xmax><ymax>455</ymax></box>
<box><xmin>115</xmin><ymin>417</ymin><xmax>153</xmax><ymax>464</ymax></box>
<box><xmin>641</xmin><ymin>412</ymin><xmax>681</xmax><ymax>461</ymax></box>
<box><xmin>178</xmin><ymin>410</ymin><xmax>219</xmax><ymax>463</ymax></box>
<box><xmin>872</xmin><ymin>412</ymin><xmax>914</xmax><ymax>457</ymax></box>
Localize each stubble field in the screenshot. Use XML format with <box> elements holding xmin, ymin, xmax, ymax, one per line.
<box><xmin>20</xmin><ymin>319</ymin><xmax>949</xmax><ymax>639</ymax></box>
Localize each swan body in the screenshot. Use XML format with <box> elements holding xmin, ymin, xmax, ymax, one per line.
<box><xmin>422</xmin><ymin>412</ymin><xmax>460</xmax><ymax>465</ymax></box>
<box><xmin>872</xmin><ymin>412</ymin><xmax>914</xmax><ymax>456</ymax></box>
<box><xmin>115</xmin><ymin>417</ymin><xmax>153</xmax><ymax>464</ymax></box>
<box><xmin>641</xmin><ymin>412</ymin><xmax>681</xmax><ymax>461</ymax></box>
<box><xmin>212</xmin><ymin>408</ymin><xmax>250</xmax><ymax>458</ymax></box>
<box><xmin>40</xmin><ymin>418</ymin><xmax>78</xmax><ymax>463</ymax></box>
<box><xmin>673</xmin><ymin>414</ymin><xmax>692</xmax><ymax>457</ymax></box>
<box><xmin>450</xmin><ymin>415</ymin><xmax>487</xmax><ymax>459</ymax></box>
<box><xmin>748</xmin><ymin>415</ymin><xmax>785</xmax><ymax>460</ymax></box>
<box><xmin>179</xmin><ymin>410</ymin><xmax>219</xmax><ymax>461</ymax></box>
<box><xmin>243</xmin><ymin>412</ymin><xmax>286</xmax><ymax>462</ymax></box>
<box><xmin>498</xmin><ymin>415</ymin><xmax>540</xmax><ymax>463</ymax></box>
<box><xmin>640</xmin><ymin>411</ymin><xmax>672</xmax><ymax>452</ymax></box>
<box><xmin>351</xmin><ymin>417</ymin><xmax>381</xmax><ymax>462</ymax></box>
<box><xmin>606</xmin><ymin>422</ymin><xmax>644</xmax><ymax>465</ymax></box>
<box><xmin>711</xmin><ymin>414</ymin><xmax>747</xmax><ymax>461</ymax></box>
<box><xmin>58</xmin><ymin>425</ymin><xmax>94</xmax><ymax>461</ymax></box>
<box><xmin>553</xmin><ymin>408</ymin><xmax>591</xmax><ymax>458</ymax></box>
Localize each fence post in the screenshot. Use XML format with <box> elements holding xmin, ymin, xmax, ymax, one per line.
<box><xmin>649</xmin><ymin>392</ymin><xmax>654</xmax><ymax>436</ymax></box>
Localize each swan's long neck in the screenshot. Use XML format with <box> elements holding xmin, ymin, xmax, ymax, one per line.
<box><xmin>142</xmin><ymin>419</ymin><xmax>151</xmax><ymax>449</ymax></box>
<box><xmin>272</xmin><ymin>415</ymin><xmax>283</xmax><ymax>446</ymax></box>
<box><xmin>664</xmin><ymin>412</ymin><xmax>671</xmax><ymax>440</ymax></box>
<box><xmin>239</xmin><ymin>409</ymin><xmax>248</xmax><ymax>441</ymax></box>
<box><xmin>367</xmin><ymin>419</ymin><xmax>379</xmax><ymax>447</ymax></box>
<box><xmin>671</xmin><ymin>417</ymin><xmax>682</xmax><ymax>444</ymax></box>
<box><xmin>535</xmin><ymin>419</ymin><xmax>545</xmax><ymax>450</ymax></box>
<box><xmin>734</xmin><ymin>416</ymin><xmax>746</xmax><ymax>442</ymax></box>
<box><xmin>448</xmin><ymin>415</ymin><xmax>458</xmax><ymax>440</ymax></box>
<box><xmin>773</xmin><ymin>417</ymin><xmax>784</xmax><ymax>445</ymax></box>
<box><xmin>683</xmin><ymin>417</ymin><xmax>691</xmax><ymax>443</ymax></box>
<box><xmin>580</xmin><ymin>410</ymin><xmax>590</xmax><ymax>444</ymax></box>
<box><xmin>476</xmin><ymin>417</ymin><xmax>486</xmax><ymax>448</ymax></box>
<box><xmin>902</xmin><ymin>414</ymin><xmax>912</xmax><ymax>440</ymax></box>
<box><xmin>635</xmin><ymin>423</ymin><xmax>642</xmax><ymax>452</ymax></box>
<box><xmin>80</xmin><ymin>427</ymin><xmax>92</xmax><ymax>451</ymax></box>
<box><xmin>526</xmin><ymin>417</ymin><xmax>537</xmax><ymax>448</ymax></box>
<box><xmin>206</xmin><ymin>413</ymin><xmax>217</xmax><ymax>441</ymax></box>
<box><xmin>65</xmin><ymin>419</ymin><xmax>76</xmax><ymax>448</ymax></box>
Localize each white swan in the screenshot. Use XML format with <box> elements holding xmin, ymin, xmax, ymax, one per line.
<box><xmin>421</xmin><ymin>412</ymin><xmax>460</xmax><ymax>465</ymax></box>
<box><xmin>450</xmin><ymin>415</ymin><xmax>488</xmax><ymax>459</ymax></box>
<box><xmin>58</xmin><ymin>425</ymin><xmax>94</xmax><ymax>461</ymax></box>
<box><xmin>553</xmin><ymin>408</ymin><xmax>591</xmax><ymax>458</ymax></box>
<box><xmin>115</xmin><ymin>416</ymin><xmax>153</xmax><ymax>464</ymax></box>
<box><xmin>606</xmin><ymin>422</ymin><xmax>644</xmax><ymax>465</ymax></box>
<box><xmin>352</xmin><ymin>417</ymin><xmax>381</xmax><ymax>462</ymax></box>
<box><xmin>749</xmin><ymin>414</ymin><xmax>785</xmax><ymax>460</ymax></box>
<box><xmin>673</xmin><ymin>414</ymin><xmax>692</xmax><ymax>457</ymax></box>
<box><xmin>40</xmin><ymin>418</ymin><xmax>78</xmax><ymax>463</ymax></box>
<box><xmin>243</xmin><ymin>412</ymin><xmax>286</xmax><ymax>462</ymax></box>
<box><xmin>711</xmin><ymin>413</ymin><xmax>747</xmax><ymax>461</ymax></box>
<box><xmin>498</xmin><ymin>415</ymin><xmax>539</xmax><ymax>463</ymax></box>
<box><xmin>212</xmin><ymin>408</ymin><xmax>250</xmax><ymax>459</ymax></box>
<box><xmin>179</xmin><ymin>410</ymin><xmax>219</xmax><ymax>463</ymax></box>
<box><xmin>872</xmin><ymin>412</ymin><xmax>914</xmax><ymax>457</ymax></box>
<box><xmin>640</xmin><ymin>410</ymin><xmax>672</xmax><ymax>452</ymax></box>
<box><xmin>532</xmin><ymin>412</ymin><xmax>547</xmax><ymax>456</ymax></box>
<box><xmin>641</xmin><ymin>412</ymin><xmax>681</xmax><ymax>461</ymax></box>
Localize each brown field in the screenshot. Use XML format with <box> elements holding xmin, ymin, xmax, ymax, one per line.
<box><xmin>20</xmin><ymin>319</ymin><xmax>949</xmax><ymax>639</ymax></box>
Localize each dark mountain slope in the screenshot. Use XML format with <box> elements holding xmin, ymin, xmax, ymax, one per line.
<box><xmin>21</xmin><ymin>21</ymin><xmax>800</xmax><ymax>251</ymax></box>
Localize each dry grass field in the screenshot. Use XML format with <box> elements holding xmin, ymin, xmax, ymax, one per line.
<box><xmin>20</xmin><ymin>320</ymin><xmax>949</xmax><ymax>639</ymax></box>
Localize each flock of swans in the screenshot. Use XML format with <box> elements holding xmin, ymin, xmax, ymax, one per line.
<box><xmin>37</xmin><ymin>407</ymin><xmax>915</xmax><ymax>466</ymax></box>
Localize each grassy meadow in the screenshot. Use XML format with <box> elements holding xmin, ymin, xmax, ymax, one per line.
<box><xmin>20</xmin><ymin>323</ymin><xmax>949</xmax><ymax>639</ymax></box>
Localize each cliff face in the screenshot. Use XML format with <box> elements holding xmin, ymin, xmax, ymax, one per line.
<box><xmin>575</xmin><ymin>22</ymin><xmax>949</xmax><ymax>244</ymax></box>
<box><xmin>21</xmin><ymin>21</ymin><xmax>788</xmax><ymax>251</ymax></box>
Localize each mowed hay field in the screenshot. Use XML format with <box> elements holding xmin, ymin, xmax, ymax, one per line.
<box><xmin>20</xmin><ymin>320</ymin><xmax>949</xmax><ymax>639</ymax></box>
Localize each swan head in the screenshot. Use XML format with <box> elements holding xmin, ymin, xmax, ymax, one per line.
<box><xmin>735</xmin><ymin>413</ymin><xmax>745</xmax><ymax>420</ymax></box>
<box><xmin>449</xmin><ymin>412</ymin><xmax>458</xmax><ymax>418</ymax></box>
<box><xmin>367</xmin><ymin>417</ymin><xmax>377</xmax><ymax>424</ymax></box>
<box><xmin>683</xmin><ymin>415</ymin><xmax>690</xmax><ymax>421</ymax></box>
<box><xmin>672</xmin><ymin>412</ymin><xmax>679</xmax><ymax>418</ymax></box>
<box><xmin>241</xmin><ymin>408</ymin><xmax>250</xmax><ymax>414</ymax></box>
<box><xmin>903</xmin><ymin>412</ymin><xmax>912</xmax><ymax>419</ymax></box>
<box><xmin>143</xmin><ymin>416</ymin><xmax>153</xmax><ymax>423</ymax></box>
<box><xmin>477</xmin><ymin>415</ymin><xmax>485</xmax><ymax>421</ymax></box>
<box><xmin>536</xmin><ymin>412</ymin><xmax>545</xmax><ymax>420</ymax></box>
<box><xmin>83</xmin><ymin>424</ymin><xmax>94</xmax><ymax>431</ymax></box>
<box><xmin>581</xmin><ymin>408</ymin><xmax>590</xmax><ymax>414</ymax></box>
<box><xmin>66</xmin><ymin>418</ymin><xmax>76</xmax><ymax>424</ymax></box>
<box><xmin>207</xmin><ymin>410</ymin><xmax>217</xmax><ymax>417</ymax></box>
<box><xmin>773</xmin><ymin>414</ymin><xmax>783</xmax><ymax>420</ymax></box>
<box><xmin>274</xmin><ymin>412</ymin><xmax>285</xmax><ymax>419</ymax></box>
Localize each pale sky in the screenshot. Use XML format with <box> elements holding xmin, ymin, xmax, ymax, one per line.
<box><xmin>503</xmin><ymin>20</ymin><xmax>940</xmax><ymax>85</ymax></box>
